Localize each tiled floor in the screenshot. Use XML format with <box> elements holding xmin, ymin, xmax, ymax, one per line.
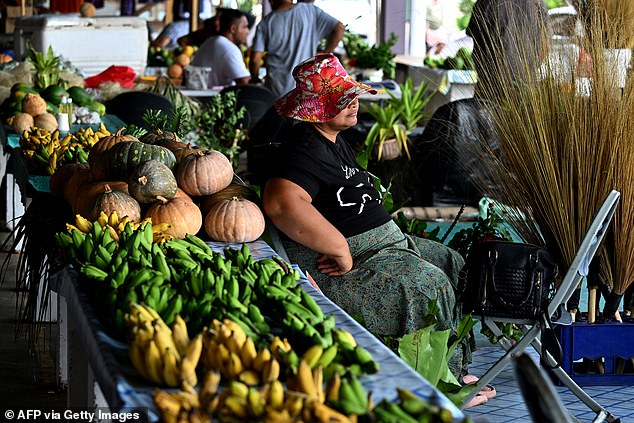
<box><xmin>464</xmin><ymin>332</ymin><xmax>634</xmax><ymax>423</ymax></box>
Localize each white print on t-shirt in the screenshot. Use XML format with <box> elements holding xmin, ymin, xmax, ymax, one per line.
<box><xmin>336</xmin><ymin>184</ymin><xmax>371</xmax><ymax>214</ymax></box>
<box><xmin>342</xmin><ymin>165</ymin><xmax>358</xmax><ymax>179</ymax></box>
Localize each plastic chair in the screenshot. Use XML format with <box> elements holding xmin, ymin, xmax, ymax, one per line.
<box><xmin>462</xmin><ymin>189</ymin><xmax>621</xmax><ymax>423</ymax></box>
<box><xmin>220</xmin><ymin>85</ymin><xmax>277</xmax><ymax>131</ymax></box>
<box><xmin>105</xmin><ymin>91</ymin><xmax>173</xmax><ymax>128</ymax></box>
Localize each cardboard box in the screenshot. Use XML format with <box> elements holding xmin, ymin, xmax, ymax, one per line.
<box><xmin>4</xmin><ymin>6</ymin><xmax>34</xmax><ymax>34</ymax></box>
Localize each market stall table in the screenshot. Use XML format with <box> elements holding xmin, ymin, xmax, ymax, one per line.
<box><xmin>50</xmin><ymin>239</ymin><xmax>464</xmax><ymax>421</ymax></box>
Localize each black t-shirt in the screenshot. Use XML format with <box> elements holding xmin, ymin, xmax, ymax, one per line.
<box><xmin>269</xmin><ymin>122</ymin><xmax>391</xmax><ymax>237</ymax></box>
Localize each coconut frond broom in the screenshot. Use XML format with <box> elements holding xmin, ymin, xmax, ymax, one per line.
<box><xmin>462</xmin><ymin>1</ymin><xmax>634</xmax><ymax>320</ymax></box>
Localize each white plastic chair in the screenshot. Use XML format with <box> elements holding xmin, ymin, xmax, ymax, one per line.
<box><xmin>462</xmin><ymin>189</ymin><xmax>621</xmax><ymax>423</ymax></box>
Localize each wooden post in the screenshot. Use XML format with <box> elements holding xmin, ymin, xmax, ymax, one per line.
<box><xmin>588</xmin><ymin>287</ymin><xmax>597</xmax><ymax>323</ymax></box>
<box><xmin>164</xmin><ymin>0</ymin><xmax>173</xmax><ymax>24</ymax></box>
<box><xmin>189</xmin><ymin>0</ymin><xmax>198</xmax><ymax>32</ymax></box>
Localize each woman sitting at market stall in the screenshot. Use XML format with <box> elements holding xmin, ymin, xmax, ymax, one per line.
<box><xmin>261</xmin><ymin>53</ymin><xmax>468</xmax><ymax>377</ymax></box>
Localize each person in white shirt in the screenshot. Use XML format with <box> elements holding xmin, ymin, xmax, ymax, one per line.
<box><xmin>191</xmin><ymin>9</ymin><xmax>251</xmax><ymax>87</ymax></box>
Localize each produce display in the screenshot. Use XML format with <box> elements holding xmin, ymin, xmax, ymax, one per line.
<box><xmin>18</xmin><ymin>123</ymin><xmax>110</xmax><ymax>175</ymax></box>
<box><xmin>7</xmin><ymin>44</ymin><xmax>473</xmax><ymax>423</ymax></box>
<box><xmin>46</xmin><ymin>124</ymin><xmax>264</xmax><ymax>244</ymax></box>
<box><xmin>51</xmin><ymin>211</ymin><xmax>474</xmax><ymax>422</ymax></box>
<box><xmin>424</xmin><ymin>47</ymin><xmax>476</xmax><ymax>71</ymax></box>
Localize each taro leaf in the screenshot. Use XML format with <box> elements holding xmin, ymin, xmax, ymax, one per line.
<box><xmin>398</xmin><ymin>314</ymin><xmax>478</xmax><ymax>406</ymax></box>
<box><xmin>398</xmin><ymin>325</ymin><xmax>453</xmax><ymax>387</ymax></box>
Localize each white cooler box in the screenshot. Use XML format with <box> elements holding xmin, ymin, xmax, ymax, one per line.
<box><xmin>14</xmin><ymin>15</ymin><xmax>148</xmax><ymax>78</ymax></box>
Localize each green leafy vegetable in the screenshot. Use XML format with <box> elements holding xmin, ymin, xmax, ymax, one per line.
<box><xmin>398</xmin><ymin>305</ymin><xmax>477</xmax><ymax>406</ymax></box>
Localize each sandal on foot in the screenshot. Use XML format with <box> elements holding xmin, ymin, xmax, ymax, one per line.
<box><xmin>464</xmin><ymin>393</ymin><xmax>488</xmax><ymax>409</ymax></box>
<box><xmin>463</xmin><ymin>374</ymin><xmax>497</xmax><ymax>400</ymax></box>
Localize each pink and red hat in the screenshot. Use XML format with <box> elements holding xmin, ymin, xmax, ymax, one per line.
<box><xmin>275</xmin><ymin>53</ymin><xmax>377</xmax><ymax>122</ymax></box>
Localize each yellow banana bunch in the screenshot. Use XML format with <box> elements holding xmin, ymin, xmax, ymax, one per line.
<box><xmin>124</xmin><ymin>303</ymin><xmax>203</xmax><ymax>388</ymax></box>
<box><xmin>202</xmin><ymin>319</ymin><xmax>286</xmax><ymax>387</ymax></box>
<box><xmin>153</xmin><ymin>387</ymin><xmax>209</xmax><ymax>423</ymax></box>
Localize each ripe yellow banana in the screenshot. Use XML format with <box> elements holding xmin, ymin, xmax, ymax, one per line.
<box><xmin>263</xmin><ymin>408</ymin><xmax>293</xmax><ymax>423</ymax></box>
<box><xmin>224</xmin><ymin>351</ymin><xmax>244</xmax><ymax>379</ymax></box>
<box><xmin>180</xmin><ymin>355</ymin><xmax>198</xmax><ymax>387</ymax></box>
<box><xmin>296</xmin><ymin>359</ymin><xmax>318</xmax><ymax>400</ymax></box>
<box><xmin>171</xmin><ymin>315</ymin><xmax>190</xmax><ymax>356</ymax></box>
<box><xmin>153</xmin><ymin>390</ymin><xmax>182</xmax><ymax>422</ymax></box>
<box><xmin>267</xmin><ymin>380</ymin><xmax>285</xmax><ymax>410</ymax></box>
<box><xmin>162</xmin><ymin>347</ymin><xmax>182</xmax><ymax>387</ymax></box>
<box><xmin>97</xmin><ymin>211</ymin><xmax>109</xmax><ymax>228</ymax></box>
<box><xmin>313</xmin><ymin>364</ymin><xmax>325</xmax><ymax>403</ymax></box>
<box><xmin>229</xmin><ymin>380</ymin><xmax>249</xmax><ymax>399</ymax></box>
<box><xmin>247</xmin><ymin>387</ymin><xmax>266</xmax><ymax>417</ymax></box>
<box><xmin>240</xmin><ymin>337</ymin><xmax>257</xmax><ymax>369</ymax></box>
<box><xmin>252</xmin><ymin>347</ymin><xmax>272</xmax><ymax>372</ymax></box>
<box><xmin>223</xmin><ymin>395</ymin><xmax>249</xmax><ymax>419</ymax></box>
<box><xmin>302</xmin><ymin>344</ymin><xmax>324</xmax><ymax>369</ymax></box>
<box><xmin>238</xmin><ymin>369</ymin><xmax>260</xmax><ymax>386</ymax></box>
<box><xmin>284</xmin><ymin>394</ymin><xmax>304</xmax><ymax>419</ymax></box>
<box><xmin>108</xmin><ymin>210</ymin><xmax>119</xmax><ymax>227</ymax></box>
<box><xmin>128</xmin><ymin>341</ymin><xmax>149</xmax><ymax>381</ymax></box>
<box><xmin>311</xmin><ymin>401</ymin><xmax>352</xmax><ymax>423</ymax></box>
<box><xmin>199</xmin><ymin>369</ymin><xmax>221</xmax><ymax>409</ymax></box>
<box><xmin>74</xmin><ymin>214</ymin><xmax>93</xmax><ymax>233</ymax></box>
<box><xmin>262</xmin><ymin>357</ymin><xmax>280</xmax><ymax>383</ymax></box>
<box><xmin>202</xmin><ymin>337</ymin><xmax>221</xmax><ymax>370</ymax></box>
<box><xmin>184</xmin><ymin>333</ymin><xmax>203</xmax><ymax>366</ymax></box>
<box><xmin>223</xmin><ymin>319</ymin><xmax>248</xmax><ymax>348</ymax></box>
<box><xmin>153</xmin><ymin>321</ymin><xmax>179</xmax><ymax>357</ymax></box>
<box><xmin>144</xmin><ymin>339</ymin><xmax>165</xmax><ymax>385</ymax></box>
<box><xmin>325</xmin><ymin>371</ymin><xmax>342</xmax><ymax>402</ymax></box>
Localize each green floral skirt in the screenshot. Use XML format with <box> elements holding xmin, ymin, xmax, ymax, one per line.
<box><xmin>282</xmin><ymin>220</ymin><xmax>470</xmax><ymax>375</ymax></box>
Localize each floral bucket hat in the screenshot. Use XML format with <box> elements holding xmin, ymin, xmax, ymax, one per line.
<box><xmin>275</xmin><ymin>53</ymin><xmax>377</xmax><ymax>122</ymax></box>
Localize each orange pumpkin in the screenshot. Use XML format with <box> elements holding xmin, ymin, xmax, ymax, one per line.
<box><xmin>50</xmin><ymin>162</ymin><xmax>87</xmax><ymax>200</ymax></box>
<box><xmin>204</xmin><ymin>196</ymin><xmax>265</xmax><ymax>243</ymax></box>
<box><xmin>199</xmin><ymin>182</ymin><xmax>259</xmax><ymax>217</ymax></box>
<box><xmin>176</xmin><ymin>149</ymin><xmax>233</xmax><ymax>197</ymax></box>
<box><xmin>63</xmin><ymin>164</ymin><xmax>93</xmax><ymax>207</ymax></box>
<box><xmin>145</xmin><ymin>196</ymin><xmax>202</xmax><ymax>239</ymax></box>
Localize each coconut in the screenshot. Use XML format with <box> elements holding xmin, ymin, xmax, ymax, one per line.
<box><xmin>11</xmin><ymin>112</ymin><xmax>34</xmax><ymax>134</ymax></box>
<box><xmin>33</xmin><ymin>112</ymin><xmax>58</xmax><ymax>132</ymax></box>
<box><xmin>22</xmin><ymin>93</ymin><xmax>47</xmax><ymax>116</ymax></box>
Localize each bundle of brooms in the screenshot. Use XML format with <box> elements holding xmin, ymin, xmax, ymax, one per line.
<box><xmin>463</xmin><ymin>1</ymin><xmax>634</xmax><ymax>321</ymax></box>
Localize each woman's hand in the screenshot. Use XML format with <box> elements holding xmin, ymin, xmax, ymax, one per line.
<box><xmin>316</xmin><ymin>253</ymin><xmax>353</xmax><ymax>276</ymax></box>
<box><xmin>263</xmin><ymin>178</ymin><xmax>353</xmax><ymax>275</ymax></box>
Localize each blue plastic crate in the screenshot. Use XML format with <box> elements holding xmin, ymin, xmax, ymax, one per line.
<box><xmin>555</xmin><ymin>321</ymin><xmax>634</xmax><ymax>386</ymax></box>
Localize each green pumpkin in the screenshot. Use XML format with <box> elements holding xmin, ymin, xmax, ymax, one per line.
<box><xmin>128</xmin><ymin>160</ymin><xmax>178</xmax><ymax>204</ymax></box>
<box><xmin>104</xmin><ymin>140</ymin><xmax>177</xmax><ymax>181</ymax></box>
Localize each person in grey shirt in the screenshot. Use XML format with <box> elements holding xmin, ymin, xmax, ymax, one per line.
<box><xmin>249</xmin><ymin>0</ymin><xmax>344</xmax><ymax>99</ymax></box>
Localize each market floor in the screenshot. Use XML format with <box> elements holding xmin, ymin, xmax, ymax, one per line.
<box><xmin>464</xmin><ymin>331</ymin><xmax>634</xmax><ymax>423</ymax></box>
<box><xmin>0</xmin><ymin>239</ymin><xmax>67</xmax><ymax>410</ymax></box>
<box><xmin>1</xmin><ymin>232</ymin><xmax>634</xmax><ymax>422</ymax></box>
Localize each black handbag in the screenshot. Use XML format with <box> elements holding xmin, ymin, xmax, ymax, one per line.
<box><xmin>460</xmin><ymin>240</ymin><xmax>558</xmax><ymax>320</ymax></box>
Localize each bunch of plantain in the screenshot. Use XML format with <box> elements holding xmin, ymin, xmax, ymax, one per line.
<box><xmin>56</xmin><ymin>213</ymin><xmax>180</xmax><ymax>331</ymax></box>
<box><xmin>371</xmin><ymin>387</ymin><xmax>474</xmax><ymax>423</ymax></box>
<box><xmin>19</xmin><ymin>123</ymin><xmax>110</xmax><ymax>175</ymax></box>
<box><xmin>125</xmin><ymin>302</ymin><xmax>203</xmax><ymax>387</ymax></box>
